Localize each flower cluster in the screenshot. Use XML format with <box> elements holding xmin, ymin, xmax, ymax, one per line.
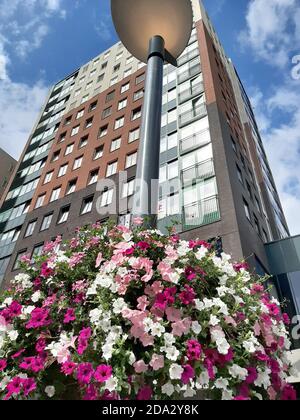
<box><xmin>0</xmin><ymin>221</ymin><xmax>297</xmax><ymax>400</ymax></box>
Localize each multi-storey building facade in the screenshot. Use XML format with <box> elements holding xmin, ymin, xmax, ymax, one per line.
<box><xmin>0</xmin><ymin>148</ymin><xmax>16</xmax><ymax>201</ymax></box>
<box><xmin>0</xmin><ymin>0</ymin><xmax>290</xmax><ymax>289</ymax></box>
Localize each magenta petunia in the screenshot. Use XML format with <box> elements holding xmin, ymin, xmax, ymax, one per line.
<box><xmin>77</xmin><ymin>363</ymin><xmax>94</xmax><ymax>385</ymax></box>
<box><xmin>26</xmin><ymin>308</ymin><xmax>51</xmax><ymax>329</ymax></box>
<box><xmin>181</xmin><ymin>364</ymin><xmax>195</xmax><ymax>385</ymax></box>
<box><xmin>136</xmin><ymin>386</ymin><xmax>152</xmax><ymax>400</ymax></box>
<box><xmin>63</xmin><ymin>308</ymin><xmax>76</xmax><ymax>324</ymax></box>
<box><xmin>0</xmin><ymin>359</ymin><xmax>7</xmax><ymax>371</ymax></box>
<box><xmin>61</xmin><ymin>361</ymin><xmax>77</xmax><ymax>376</ymax></box>
<box><xmin>94</xmin><ymin>365</ymin><xmax>113</xmax><ymax>383</ymax></box>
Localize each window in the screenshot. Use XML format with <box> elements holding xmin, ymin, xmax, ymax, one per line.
<box><xmin>161</xmin><ymin>108</ymin><xmax>177</xmax><ymax>127</ymax></box>
<box><xmin>13</xmin><ymin>250</ymin><xmax>28</xmax><ymax>271</ymax></box>
<box><xmin>134</xmin><ymin>89</ymin><xmax>144</xmax><ymax>101</ymax></box>
<box><xmin>94</xmin><ymin>146</ymin><xmax>104</xmax><ymax>160</ymax></box>
<box><xmin>254</xmin><ymin>215</ymin><xmax>260</xmax><ymax>235</ymax></box>
<box><xmin>124</xmin><ymin>68</ymin><xmax>132</xmax><ymax>78</ymax></box>
<box><xmin>76</xmin><ymin>109</ymin><xmax>85</xmax><ymax>119</ymax></box>
<box><xmin>79</xmin><ymin>76</ymin><xmax>85</xmax><ymax>83</ymax></box>
<box><xmin>110</xmin><ymin>76</ymin><xmax>118</xmax><ymax>86</ymax></box>
<box><xmin>32</xmin><ymin>244</ymin><xmax>44</xmax><ymax>258</ymax></box>
<box><xmin>71</xmin><ymin>125</ymin><xmax>80</xmax><ymax>136</ymax></box>
<box><xmin>118</xmin><ymin>98</ymin><xmax>127</xmax><ymax>110</ymax></box>
<box><xmin>106</xmin><ymin>91</ymin><xmax>115</xmax><ymax>102</ymax></box>
<box><xmin>66</xmin><ymin>179</ymin><xmax>77</xmax><ymax>195</ymax></box>
<box><xmin>41</xmin><ymin>214</ymin><xmax>53</xmax><ymax>231</ymax></box>
<box><xmin>25</xmin><ymin>220</ymin><xmax>37</xmax><ymax>238</ymax></box>
<box><xmin>98</xmin><ymin>125</ymin><xmax>108</xmax><ymax>138</ymax></box>
<box><xmin>81</xmin><ymin>95</ymin><xmax>89</xmax><ymax>104</ymax></box>
<box><xmin>111</xmin><ymin>137</ymin><xmax>121</xmax><ymax>152</ymax></box>
<box><xmin>101</xmin><ymin>62</ymin><xmax>108</xmax><ymax>70</ymax></box>
<box><xmin>59</xmin><ymin>132</ymin><xmax>66</xmax><ymax>143</ymax></box>
<box><xmin>65</xmin><ymin>143</ymin><xmax>74</xmax><ymax>155</ymax></box>
<box><xmin>246</xmin><ymin>181</ymin><xmax>253</xmax><ymax>199</ymax></box>
<box><xmin>100</xmin><ymin>189</ymin><xmax>114</xmax><ymax>207</ymax></box>
<box><xmin>64</xmin><ymin>116</ymin><xmax>72</xmax><ymax>125</ymax></box>
<box><xmin>102</xmin><ymin>107</ymin><xmax>112</xmax><ymax>119</ymax></box>
<box><xmin>161</xmin><ymin>132</ymin><xmax>178</xmax><ymax>153</ymax></box>
<box><xmin>44</xmin><ymin>171</ymin><xmax>53</xmax><ymax>184</ymax></box>
<box><xmin>129</xmin><ymin>128</ymin><xmax>140</xmax><ymax>143</ymax></box>
<box><xmin>74</xmin><ymin>89</ymin><xmax>81</xmax><ymax>97</ymax></box>
<box><xmin>125</xmin><ymin>152</ymin><xmax>137</xmax><ymax>168</ymax></box>
<box><xmin>89</xmin><ymin>101</ymin><xmax>98</xmax><ymax>111</ymax></box>
<box><xmin>58</xmin><ymin>164</ymin><xmax>68</xmax><ymax>178</ymax></box>
<box><xmin>106</xmin><ymin>161</ymin><xmax>118</xmax><ymax>177</ymax></box>
<box><xmin>97</xmin><ymin>74</ymin><xmax>104</xmax><ymax>83</ymax></box>
<box><xmin>90</xmin><ymin>69</ymin><xmax>96</xmax><ymax>77</ymax></box>
<box><xmin>159</xmin><ymin>194</ymin><xmax>180</xmax><ymax>219</ymax></box>
<box><xmin>35</xmin><ymin>194</ymin><xmax>46</xmax><ymax>209</ymax></box>
<box><xmin>81</xmin><ymin>196</ymin><xmax>94</xmax><ymax>215</ymax></box>
<box><xmin>50</xmin><ymin>187</ymin><xmax>61</xmax><ymax>202</ymax></box>
<box><xmin>85</xmin><ymin>117</ymin><xmax>93</xmax><ymax>129</ymax></box>
<box><xmin>126</xmin><ymin>56</ymin><xmax>134</xmax><ymax>65</ymax></box>
<box><xmin>236</xmin><ymin>165</ymin><xmax>243</xmax><ymax>184</ymax></box>
<box><xmin>136</xmin><ymin>73</ymin><xmax>145</xmax><ymax>85</ymax></box>
<box><xmin>116</xmin><ymin>51</ymin><xmax>123</xmax><ymax>61</ymax></box>
<box><xmin>131</xmin><ymin>107</ymin><xmax>142</xmax><ymax>121</ymax></box>
<box><xmin>121</xmin><ymin>82</ymin><xmax>130</xmax><ymax>94</ymax></box>
<box><xmin>243</xmin><ymin>199</ymin><xmax>251</xmax><ymax>221</ymax></box>
<box><xmin>86</xmin><ymin>81</ymin><xmax>93</xmax><ymax>90</ymax></box>
<box><xmin>73</xmin><ymin>156</ymin><xmax>83</xmax><ymax>170</ymax></box>
<box><xmin>162</xmin><ymin>88</ymin><xmax>177</xmax><ymax>105</ymax></box>
<box><xmin>58</xmin><ymin>206</ymin><xmax>70</xmax><ymax>224</ymax></box>
<box><xmin>122</xmin><ymin>179</ymin><xmax>135</xmax><ymax>198</ymax></box>
<box><xmin>114</xmin><ymin>63</ymin><xmax>121</xmax><ymax>73</ymax></box>
<box><xmin>160</xmin><ymin>160</ymin><xmax>178</xmax><ymax>182</ymax></box>
<box><xmin>51</xmin><ymin>151</ymin><xmax>60</xmax><ymax>162</ymax></box>
<box><xmin>231</xmin><ymin>136</ymin><xmax>237</xmax><ymax>153</ymax></box>
<box><xmin>88</xmin><ymin>169</ymin><xmax>99</xmax><ymax>185</ymax></box>
<box><xmin>114</xmin><ymin>116</ymin><xmax>124</xmax><ymax>129</ymax></box>
<box><xmin>79</xmin><ymin>136</ymin><xmax>88</xmax><ymax>149</ymax></box>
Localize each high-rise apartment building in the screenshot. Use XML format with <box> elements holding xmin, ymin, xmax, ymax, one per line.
<box><xmin>0</xmin><ymin>0</ymin><xmax>290</xmax><ymax>289</ymax></box>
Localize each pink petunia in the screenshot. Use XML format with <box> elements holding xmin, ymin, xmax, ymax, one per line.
<box><xmin>149</xmin><ymin>354</ymin><xmax>164</xmax><ymax>371</ymax></box>
<box><xmin>61</xmin><ymin>361</ymin><xmax>77</xmax><ymax>376</ymax></box>
<box><xmin>63</xmin><ymin>308</ymin><xmax>76</xmax><ymax>324</ymax></box>
<box><xmin>134</xmin><ymin>360</ymin><xmax>148</xmax><ymax>374</ymax></box>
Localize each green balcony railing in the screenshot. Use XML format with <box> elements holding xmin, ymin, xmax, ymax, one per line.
<box><xmin>183</xmin><ymin>195</ymin><xmax>220</xmax><ymax>229</ymax></box>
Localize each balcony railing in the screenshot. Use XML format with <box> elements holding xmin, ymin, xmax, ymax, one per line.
<box><xmin>181</xmin><ymin>159</ymin><xmax>215</xmax><ymax>186</ymax></box>
<box><xmin>178</xmin><ymin>82</ymin><xmax>204</xmax><ymax>104</ymax></box>
<box><xmin>180</xmin><ymin>129</ymin><xmax>211</xmax><ymax>154</ymax></box>
<box><xmin>183</xmin><ymin>196</ymin><xmax>220</xmax><ymax>228</ymax></box>
<box><xmin>179</xmin><ymin>103</ymin><xmax>207</xmax><ymax>127</ymax></box>
<box><xmin>177</xmin><ymin>63</ymin><xmax>201</xmax><ymax>84</ymax></box>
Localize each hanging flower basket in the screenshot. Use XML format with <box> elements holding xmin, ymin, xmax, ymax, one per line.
<box><xmin>0</xmin><ymin>220</ymin><xmax>297</xmax><ymax>400</ymax></box>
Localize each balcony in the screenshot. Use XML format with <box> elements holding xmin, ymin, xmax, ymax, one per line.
<box><xmin>177</xmin><ymin>48</ymin><xmax>199</xmax><ymax>67</ymax></box>
<box><xmin>180</xmin><ymin>129</ymin><xmax>211</xmax><ymax>154</ymax></box>
<box><xmin>181</xmin><ymin>159</ymin><xmax>215</xmax><ymax>186</ymax></box>
<box><xmin>177</xmin><ymin>63</ymin><xmax>201</xmax><ymax>84</ymax></box>
<box><xmin>178</xmin><ymin>82</ymin><xmax>204</xmax><ymax>104</ymax></box>
<box><xmin>179</xmin><ymin>103</ymin><xmax>207</xmax><ymax>128</ymax></box>
<box><xmin>183</xmin><ymin>196</ymin><xmax>220</xmax><ymax>229</ymax></box>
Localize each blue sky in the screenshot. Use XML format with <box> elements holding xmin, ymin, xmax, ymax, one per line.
<box><xmin>0</xmin><ymin>0</ymin><xmax>299</xmax><ymax>235</ymax></box>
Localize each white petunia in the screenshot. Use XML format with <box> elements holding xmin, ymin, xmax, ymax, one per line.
<box><xmin>151</xmin><ymin>322</ymin><xmax>165</xmax><ymax>337</ymax></box>
<box><xmin>95</xmin><ymin>274</ymin><xmax>113</xmax><ymax>289</ymax></box>
<box><xmin>191</xmin><ymin>321</ymin><xmax>202</xmax><ymax>335</ymax></box>
<box><xmin>8</xmin><ymin>330</ymin><xmax>19</xmax><ymax>341</ymax></box>
<box><xmin>169</xmin><ymin>364</ymin><xmax>184</xmax><ymax>380</ymax></box>
<box><xmin>112</xmin><ymin>298</ymin><xmax>127</xmax><ymax>315</ymax></box>
<box><xmin>161</xmin><ymin>382</ymin><xmax>175</xmax><ymax>397</ymax></box>
<box><xmin>209</xmin><ymin>315</ymin><xmax>220</xmax><ymax>326</ymax></box>
<box><xmin>195</xmin><ymin>246</ymin><xmax>208</xmax><ymax>260</ymax></box>
<box><xmin>228</xmin><ymin>365</ymin><xmax>248</xmax><ymax>381</ymax></box>
<box><xmin>165</xmin><ymin>346</ymin><xmax>180</xmax><ymax>361</ymax></box>
<box><xmin>215</xmin><ymin>378</ymin><xmax>229</xmax><ymax>390</ymax></box>
<box><xmin>177</xmin><ymin>241</ymin><xmax>190</xmax><ymax>257</ymax></box>
<box><xmin>89</xmin><ymin>308</ymin><xmax>102</xmax><ymax>324</ymax></box>
<box><xmin>31</xmin><ymin>291</ymin><xmax>42</xmax><ymax>303</ymax></box>
<box><xmin>45</xmin><ymin>386</ymin><xmax>55</xmax><ymax>398</ymax></box>
<box><xmin>105</xmin><ymin>377</ymin><xmax>118</xmax><ymax>392</ymax></box>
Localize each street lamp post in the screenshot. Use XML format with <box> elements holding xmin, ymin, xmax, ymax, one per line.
<box><xmin>111</xmin><ymin>0</ymin><xmax>193</xmax><ymax>228</ymax></box>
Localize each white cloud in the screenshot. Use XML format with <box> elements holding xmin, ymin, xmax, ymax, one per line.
<box><xmin>239</xmin><ymin>0</ymin><xmax>300</xmax><ymax>67</ymax></box>
<box><xmin>0</xmin><ymin>0</ymin><xmax>67</xmax><ymax>160</ymax></box>
<box><xmin>250</xmin><ymin>81</ymin><xmax>300</xmax><ymax>236</ymax></box>
<box><xmin>0</xmin><ymin>80</ymin><xmax>49</xmax><ymax>159</ymax></box>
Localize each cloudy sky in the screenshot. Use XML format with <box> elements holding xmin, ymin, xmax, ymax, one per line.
<box><xmin>0</xmin><ymin>0</ymin><xmax>299</xmax><ymax>235</ymax></box>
